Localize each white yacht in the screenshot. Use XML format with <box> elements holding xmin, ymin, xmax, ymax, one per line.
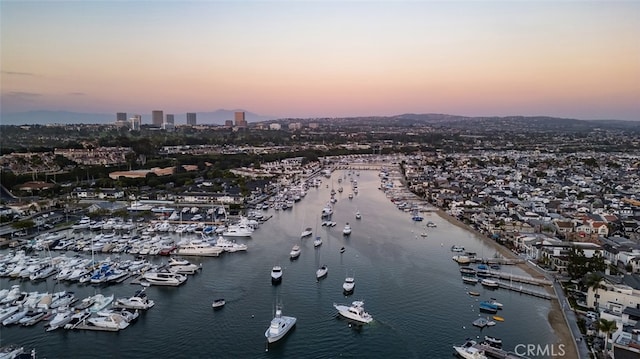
<box><xmin>215</xmin><ymin>236</ymin><xmax>248</xmax><ymax>252</ymax></box>
<box><xmin>300</xmin><ymin>227</ymin><xmax>313</xmax><ymax>238</ymax></box>
<box><xmin>453</xmin><ymin>340</ymin><xmax>487</xmax><ymax>359</ymax></box>
<box><xmin>355</xmin><ymin>211</ymin><xmax>362</xmax><ymax>220</ymax></box>
<box><xmin>342</xmin><ymin>223</ymin><xmax>352</xmax><ymax>236</ymax></box>
<box><xmin>72</xmin><ymin>216</ymin><xmax>91</xmax><ymax>230</ymax></box>
<box><xmin>313</xmin><ymin>236</ymin><xmax>322</xmax><ymax>247</ymax></box>
<box><xmin>343</xmin><ymin>276</ymin><xmax>355</xmax><ymax>293</ymax></box>
<box><xmin>87</xmin><ymin>313</ymin><xmax>130</xmax><ymax>330</ymax></box>
<box><xmin>143</xmin><ymin>271</ymin><xmax>187</xmax><ymax>286</ymax></box>
<box><xmin>271</xmin><ymin>266</ymin><xmax>283</xmax><ymax>284</ymax></box>
<box><xmin>46</xmin><ymin>308</ymin><xmax>74</xmax><ymax>331</ymax></box>
<box><xmin>113</xmin><ymin>288</ymin><xmax>155</xmax><ymax>310</ymax></box>
<box><xmin>167</xmin><ymin>257</ymin><xmax>201</xmax><ymax>274</ymax></box>
<box><xmin>316</xmin><ymin>265</ymin><xmax>328</xmax><ymax>280</ymax></box>
<box><xmin>289</xmin><ymin>245</ymin><xmax>301</xmax><ymax>259</ymax></box>
<box><xmin>264</xmin><ymin>305</ymin><xmax>296</xmax><ymax>343</ymax></box>
<box><xmin>175</xmin><ymin>240</ymin><xmax>224</xmax><ymax>257</ymax></box>
<box><xmin>333</xmin><ymin>300</ymin><xmax>373</xmax><ymax>324</ymax></box>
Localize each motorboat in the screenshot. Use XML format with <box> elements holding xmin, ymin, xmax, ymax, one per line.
<box><xmin>451</xmin><ymin>245</ymin><xmax>465</xmax><ymax>252</ymax></box>
<box><xmin>18</xmin><ymin>311</ymin><xmax>47</xmax><ymax>326</ymax></box>
<box><xmin>212</xmin><ymin>298</ymin><xmax>225</xmax><ymax>309</ymax></box>
<box><xmin>168</xmin><ymin>257</ymin><xmax>201</xmax><ymax>274</ymax></box>
<box><xmin>289</xmin><ymin>245</ymin><xmax>301</xmax><ymax>259</ymax></box>
<box><xmin>300</xmin><ymin>227</ymin><xmax>313</xmax><ymax>238</ymax></box>
<box><xmin>143</xmin><ymin>271</ymin><xmax>188</xmax><ymax>286</ymax></box>
<box><xmin>452</xmin><ymin>255</ymin><xmax>471</xmax><ymax>264</ymax></box>
<box><xmin>313</xmin><ymin>236</ymin><xmax>322</xmax><ymax>247</ymax></box>
<box><xmin>342</xmin><ymin>223</ymin><xmax>352</xmax><ymax>236</ymax></box>
<box><xmin>462</xmin><ymin>276</ymin><xmax>479</xmax><ymax>284</ymax></box>
<box><xmin>316</xmin><ymin>265</ymin><xmax>328</xmax><ymax>280</ymax></box>
<box><xmin>479</xmin><ymin>301</ymin><xmax>498</xmax><ymax>314</ymax></box>
<box><xmin>87</xmin><ymin>313</ymin><xmax>130</xmax><ymax>331</ymax></box>
<box><xmin>46</xmin><ymin>308</ymin><xmax>74</xmax><ymax>331</ymax></box>
<box><xmin>2</xmin><ymin>308</ymin><xmax>28</xmax><ymax>326</ymax></box>
<box><xmin>271</xmin><ymin>265</ymin><xmax>283</xmax><ymax>284</ymax></box>
<box><xmin>453</xmin><ymin>339</ymin><xmax>487</xmax><ymax>359</ymax></box>
<box><xmin>481</xmin><ymin>279</ymin><xmax>499</xmax><ymax>288</ymax></box>
<box><xmin>0</xmin><ymin>306</ymin><xmax>20</xmax><ymax>323</ymax></box>
<box><xmin>175</xmin><ymin>240</ymin><xmax>224</xmax><ymax>257</ymax></box>
<box><xmin>89</xmin><ymin>293</ymin><xmax>115</xmax><ymax>313</ymax></box>
<box><xmin>342</xmin><ymin>276</ymin><xmax>355</xmax><ymax>293</ymax></box>
<box><xmin>355</xmin><ymin>211</ymin><xmax>361</xmax><ymax>220</ymax></box>
<box><xmin>265</xmin><ymin>305</ymin><xmax>296</xmax><ymax>343</ymax></box>
<box><xmin>459</xmin><ymin>267</ymin><xmax>476</xmax><ymax>274</ymax></box>
<box><xmin>468</xmin><ymin>291</ymin><xmax>481</xmax><ymax>296</ymax></box>
<box><xmin>488</xmin><ymin>298</ymin><xmax>503</xmax><ymax>309</ymax></box>
<box><xmin>215</xmin><ymin>236</ymin><xmax>248</xmax><ymax>253</ymax></box>
<box><xmin>484</xmin><ymin>335</ymin><xmax>502</xmax><ymax>348</ymax></box>
<box><xmin>333</xmin><ymin>300</ymin><xmax>373</xmax><ymax>324</ymax></box>
<box><xmin>113</xmin><ymin>288</ymin><xmax>155</xmax><ymax>310</ymax></box>
<box><xmin>63</xmin><ymin>310</ymin><xmax>91</xmax><ymax>330</ymax></box>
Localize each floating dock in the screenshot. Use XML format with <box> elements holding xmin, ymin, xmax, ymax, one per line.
<box><xmin>477</xmin><ymin>343</ymin><xmax>532</xmax><ymax>359</ymax></box>
<box><xmin>494</xmin><ymin>281</ymin><xmax>555</xmax><ymax>300</ymax></box>
<box><xmin>477</xmin><ymin>270</ymin><xmax>552</xmax><ymax>286</ymax></box>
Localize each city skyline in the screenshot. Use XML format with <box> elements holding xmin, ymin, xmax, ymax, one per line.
<box><xmin>1</xmin><ymin>1</ymin><xmax>639</xmax><ymax>121</ymax></box>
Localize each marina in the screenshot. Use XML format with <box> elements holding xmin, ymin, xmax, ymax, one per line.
<box><xmin>0</xmin><ymin>169</ymin><xmax>559</xmax><ymax>358</ymax></box>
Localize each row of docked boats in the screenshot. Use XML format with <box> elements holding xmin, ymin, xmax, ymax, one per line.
<box><xmin>0</xmin><ymin>287</ymin><xmax>153</xmax><ymax>332</ymax></box>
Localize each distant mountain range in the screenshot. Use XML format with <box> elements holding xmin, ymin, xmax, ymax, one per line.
<box><xmin>0</xmin><ymin>109</ymin><xmax>277</xmax><ymax>125</ymax></box>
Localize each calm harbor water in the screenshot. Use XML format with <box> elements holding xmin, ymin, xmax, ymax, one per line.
<box><xmin>1</xmin><ymin>171</ymin><xmax>558</xmax><ymax>358</ymax></box>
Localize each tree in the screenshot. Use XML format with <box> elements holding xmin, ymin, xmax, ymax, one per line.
<box><xmin>597</xmin><ymin>318</ymin><xmax>617</xmax><ymax>357</ymax></box>
<box><xmin>585</xmin><ymin>272</ymin><xmax>604</xmax><ymax>309</ymax></box>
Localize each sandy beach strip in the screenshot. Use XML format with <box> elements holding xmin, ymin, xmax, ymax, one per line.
<box><xmin>436</xmin><ymin>209</ymin><xmax>578</xmax><ymax>358</ymax></box>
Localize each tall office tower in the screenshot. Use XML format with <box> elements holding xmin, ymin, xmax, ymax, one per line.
<box><xmin>152</xmin><ymin>110</ymin><xmax>164</xmax><ymax>126</ymax></box>
<box><xmin>116</xmin><ymin>112</ymin><xmax>127</xmax><ymax>122</ymax></box>
<box><xmin>225</xmin><ymin>120</ymin><xmax>233</xmax><ymax>127</ymax></box>
<box><xmin>165</xmin><ymin>114</ymin><xmax>174</xmax><ymax>124</ymax></box>
<box><xmin>234</xmin><ymin>111</ymin><xmax>247</xmax><ymax>127</ymax></box>
<box><xmin>130</xmin><ymin>115</ymin><xmax>141</xmax><ymax>131</ymax></box>
<box><xmin>186</xmin><ymin>112</ymin><xmax>197</xmax><ymax>126</ymax></box>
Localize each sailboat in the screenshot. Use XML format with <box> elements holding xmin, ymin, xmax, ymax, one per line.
<box><xmin>313</xmin><ymin>216</ymin><xmax>322</xmax><ymax>247</ymax></box>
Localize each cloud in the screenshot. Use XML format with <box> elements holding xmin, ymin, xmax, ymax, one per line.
<box><xmin>68</xmin><ymin>92</ymin><xmax>86</xmax><ymax>96</ymax></box>
<box><xmin>1</xmin><ymin>71</ymin><xmax>37</xmax><ymax>76</ymax></box>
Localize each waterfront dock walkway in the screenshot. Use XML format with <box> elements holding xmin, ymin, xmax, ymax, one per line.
<box><xmin>478</xmin><ymin>270</ymin><xmax>552</xmax><ymax>286</ymax></box>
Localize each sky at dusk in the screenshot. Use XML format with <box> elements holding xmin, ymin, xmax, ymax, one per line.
<box><xmin>1</xmin><ymin>1</ymin><xmax>639</xmax><ymax>121</ymax></box>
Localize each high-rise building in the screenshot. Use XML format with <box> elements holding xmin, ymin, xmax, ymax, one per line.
<box><xmin>225</xmin><ymin>120</ymin><xmax>233</xmax><ymax>127</ymax></box>
<box><xmin>163</xmin><ymin>114</ymin><xmax>175</xmax><ymax>131</ymax></box>
<box><xmin>234</xmin><ymin>111</ymin><xmax>247</xmax><ymax>127</ymax></box>
<box><xmin>116</xmin><ymin>112</ymin><xmax>127</xmax><ymax>122</ymax></box>
<box><xmin>165</xmin><ymin>114</ymin><xmax>174</xmax><ymax>124</ymax></box>
<box><xmin>152</xmin><ymin>110</ymin><xmax>164</xmax><ymax>127</ymax></box>
<box><xmin>186</xmin><ymin>112</ymin><xmax>197</xmax><ymax>126</ymax></box>
<box><xmin>130</xmin><ymin>115</ymin><xmax>141</xmax><ymax>131</ymax></box>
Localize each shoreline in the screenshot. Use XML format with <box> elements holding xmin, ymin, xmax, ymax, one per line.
<box><xmin>436</xmin><ymin>209</ymin><xmax>578</xmax><ymax>358</ymax></box>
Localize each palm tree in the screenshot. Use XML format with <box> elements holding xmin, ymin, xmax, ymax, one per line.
<box><xmin>597</xmin><ymin>318</ymin><xmax>617</xmax><ymax>357</ymax></box>
<box><xmin>584</xmin><ymin>272</ymin><xmax>604</xmax><ymax>309</ymax></box>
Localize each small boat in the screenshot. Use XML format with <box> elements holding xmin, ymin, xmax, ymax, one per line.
<box><xmin>342</xmin><ymin>223</ymin><xmax>352</xmax><ymax>236</ymax></box>
<box><xmin>453</xmin><ymin>255</ymin><xmax>471</xmax><ymax>264</ymax></box>
<box><xmin>113</xmin><ymin>288</ymin><xmax>155</xmax><ymax>310</ymax></box>
<box><xmin>300</xmin><ymin>227</ymin><xmax>313</xmax><ymax>238</ymax></box>
<box><xmin>451</xmin><ymin>245</ymin><xmax>465</xmax><ymax>252</ymax></box>
<box><xmin>462</xmin><ymin>276</ymin><xmax>479</xmax><ymax>284</ymax></box>
<box><xmin>459</xmin><ymin>267</ymin><xmax>477</xmax><ymax>274</ymax></box>
<box><xmin>420</xmin><ymin>232</ymin><xmax>428</xmax><ymax>237</ymax></box>
<box><xmin>143</xmin><ymin>271</ymin><xmax>188</xmax><ymax>287</ymax></box>
<box><xmin>492</xmin><ymin>315</ymin><xmax>505</xmax><ymax>322</ymax></box>
<box><xmin>333</xmin><ymin>300</ymin><xmax>373</xmax><ymax>324</ymax></box>
<box><xmin>289</xmin><ymin>245</ymin><xmax>301</xmax><ymax>259</ymax></box>
<box><xmin>265</xmin><ymin>304</ymin><xmax>296</xmax><ymax>343</ymax></box>
<box><xmin>484</xmin><ymin>335</ymin><xmax>502</xmax><ymax>348</ymax></box>
<box><xmin>472</xmin><ymin>317</ymin><xmax>489</xmax><ymax>328</ymax></box>
<box><xmin>468</xmin><ymin>291</ymin><xmax>481</xmax><ymax>296</ymax></box>
<box><xmin>340</xmin><ymin>247</ymin><xmax>345</xmax><ymax>253</ymax></box>
<box><xmin>355</xmin><ymin>211</ymin><xmax>362</xmax><ymax>220</ymax></box>
<box><xmin>488</xmin><ymin>298</ymin><xmax>503</xmax><ymax>309</ymax></box>
<box><xmin>271</xmin><ymin>265</ymin><xmax>283</xmax><ymax>284</ymax></box>
<box><xmin>481</xmin><ymin>279</ymin><xmax>499</xmax><ymax>288</ymax></box>
<box><xmin>479</xmin><ymin>302</ymin><xmax>498</xmax><ymax>314</ymax></box>
<box><xmin>342</xmin><ymin>276</ymin><xmax>355</xmax><ymax>294</ymax></box>
<box><xmin>316</xmin><ymin>265</ymin><xmax>328</xmax><ymax>280</ymax></box>
<box><xmin>212</xmin><ymin>298</ymin><xmax>225</xmax><ymax>309</ymax></box>
<box><xmin>313</xmin><ymin>236</ymin><xmax>322</xmax><ymax>247</ymax></box>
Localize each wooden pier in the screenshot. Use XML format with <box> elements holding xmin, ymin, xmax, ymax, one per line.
<box><xmin>477</xmin><ymin>270</ymin><xmax>552</xmax><ymax>286</ymax></box>
<box><xmin>495</xmin><ymin>281</ymin><xmax>555</xmax><ymax>300</ymax></box>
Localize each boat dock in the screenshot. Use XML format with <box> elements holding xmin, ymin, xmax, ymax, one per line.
<box><xmin>495</xmin><ymin>281</ymin><xmax>555</xmax><ymax>300</ymax></box>
<box><xmin>478</xmin><ymin>270</ymin><xmax>552</xmax><ymax>286</ymax></box>
<box><xmin>471</xmin><ymin>257</ymin><xmax>525</xmax><ymax>265</ymax></box>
